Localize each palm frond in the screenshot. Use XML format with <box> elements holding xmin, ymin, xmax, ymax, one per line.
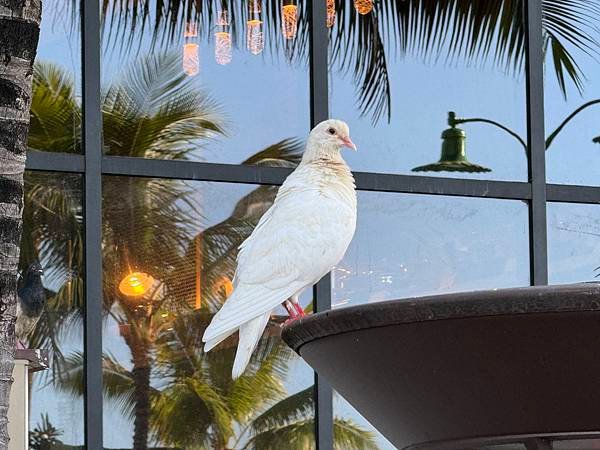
<box><xmin>333</xmin><ymin>417</ymin><xmax>379</xmax><ymax>450</ymax></box>
<box><xmin>102</xmin><ymin>52</ymin><xmax>225</xmax><ymax>159</ymax></box>
<box><xmin>241</xmin><ymin>138</ymin><xmax>303</xmax><ymax>167</ymax></box>
<box><xmin>150</xmin><ymin>376</ymin><xmax>234</xmax><ymax>448</ymax></box>
<box><xmin>250</xmin><ymin>386</ymin><xmax>314</xmax><ymax>435</ymax></box>
<box><xmin>28</xmin><ymin>62</ymin><xmax>81</xmax><ymax>153</ymax></box>
<box><xmin>99</xmin><ymin>0</ymin><xmax>600</xmax><ymax>124</ymax></box>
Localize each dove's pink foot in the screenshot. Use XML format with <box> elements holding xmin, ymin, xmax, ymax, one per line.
<box><xmin>16</xmin><ymin>339</ymin><xmax>26</xmax><ymax>350</ymax></box>
<box><xmin>282</xmin><ymin>300</ymin><xmax>302</xmax><ymax>326</ymax></box>
<box><xmin>292</xmin><ymin>302</ymin><xmax>305</xmax><ymax>317</ymax></box>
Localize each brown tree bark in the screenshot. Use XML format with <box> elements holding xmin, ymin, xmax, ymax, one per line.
<box><xmin>0</xmin><ymin>0</ymin><xmax>41</xmax><ymax>448</ymax></box>
<box><xmin>131</xmin><ymin>342</ymin><xmax>151</xmax><ymax>450</ymax></box>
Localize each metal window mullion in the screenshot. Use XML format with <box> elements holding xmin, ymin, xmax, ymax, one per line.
<box><xmin>309</xmin><ymin>0</ymin><xmax>334</xmax><ymax>448</ymax></box>
<box><xmin>525</xmin><ymin>0</ymin><xmax>548</xmax><ymax>286</ymax></box>
<box><xmin>82</xmin><ymin>0</ymin><xmax>103</xmax><ymax>447</ymax></box>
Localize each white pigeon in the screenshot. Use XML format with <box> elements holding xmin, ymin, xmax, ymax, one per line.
<box><xmin>202</xmin><ymin>119</ymin><xmax>357</xmax><ymax>379</ymax></box>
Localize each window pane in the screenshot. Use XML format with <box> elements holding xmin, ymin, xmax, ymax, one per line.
<box><xmin>100</xmin><ymin>2</ymin><xmax>309</xmax><ymax>164</ymax></box>
<box><xmin>329</xmin><ymin>1</ymin><xmax>527</xmax><ymax>180</ymax></box>
<box><xmin>29</xmin><ymin>0</ymin><xmax>81</xmax><ymax>154</ymax></box>
<box><xmin>548</xmin><ymin>203</ymin><xmax>600</xmax><ymax>284</ymax></box>
<box><xmin>101</xmin><ymin>176</ymin><xmax>314</xmax><ymax>449</ymax></box>
<box><xmin>334</xmin><ymin>193</ymin><xmax>530</xmax><ymax>308</ymax></box>
<box><xmin>545</xmin><ymin>3</ymin><xmax>600</xmax><ymax>185</ymax></box>
<box><xmin>334</xmin><ymin>392</ymin><xmax>396</xmax><ymax>450</ymax></box>
<box><xmin>21</xmin><ymin>172</ymin><xmax>84</xmax><ymax>446</ymax></box>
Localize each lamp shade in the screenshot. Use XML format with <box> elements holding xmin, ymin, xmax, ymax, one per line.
<box><xmin>119</xmin><ymin>272</ymin><xmax>154</xmax><ymax>297</ymax></box>
<box><xmin>412</xmin><ymin>126</ymin><xmax>491</xmax><ymax>173</ymax></box>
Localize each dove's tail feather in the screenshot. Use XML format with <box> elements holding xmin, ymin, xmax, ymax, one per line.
<box><xmin>232</xmin><ymin>312</ymin><xmax>270</xmax><ymax>379</ymax></box>
<box><xmin>204</xmin><ymin>329</ymin><xmax>237</xmax><ymax>353</ymax></box>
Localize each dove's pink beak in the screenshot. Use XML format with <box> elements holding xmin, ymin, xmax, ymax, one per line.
<box><xmin>341</xmin><ymin>136</ymin><xmax>357</xmax><ymax>151</ymax></box>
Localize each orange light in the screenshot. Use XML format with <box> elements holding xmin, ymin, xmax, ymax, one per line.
<box><xmin>354</xmin><ymin>0</ymin><xmax>373</xmax><ymax>15</ymax></box>
<box><xmin>214</xmin><ymin>275</ymin><xmax>234</xmax><ymax>298</ymax></box>
<box><xmin>282</xmin><ymin>4</ymin><xmax>298</xmax><ymax>39</ymax></box>
<box><xmin>183</xmin><ymin>43</ymin><xmax>199</xmax><ymax>76</ymax></box>
<box><xmin>327</xmin><ymin>0</ymin><xmax>335</xmax><ymax>27</ymax></box>
<box><xmin>247</xmin><ymin>19</ymin><xmax>264</xmax><ymax>55</ymax></box>
<box><xmin>215</xmin><ymin>32</ymin><xmax>232</xmax><ymax>65</ymax></box>
<box><xmin>119</xmin><ymin>272</ymin><xmax>155</xmax><ymax>297</ymax></box>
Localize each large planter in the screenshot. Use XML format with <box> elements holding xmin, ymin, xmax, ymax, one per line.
<box><xmin>282</xmin><ymin>284</ymin><xmax>600</xmax><ymax>449</ymax></box>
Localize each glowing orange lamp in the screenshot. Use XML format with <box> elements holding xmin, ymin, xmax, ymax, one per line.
<box><xmin>282</xmin><ymin>3</ymin><xmax>298</xmax><ymax>39</ymax></box>
<box><xmin>327</xmin><ymin>0</ymin><xmax>336</xmax><ymax>27</ymax></box>
<box><xmin>354</xmin><ymin>0</ymin><xmax>373</xmax><ymax>15</ymax></box>
<box><xmin>119</xmin><ymin>272</ymin><xmax>155</xmax><ymax>297</ymax></box>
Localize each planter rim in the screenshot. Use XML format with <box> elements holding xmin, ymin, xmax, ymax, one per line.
<box><xmin>282</xmin><ymin>282</ymin><xmax>600</xmax><ymax>353</ymax></box>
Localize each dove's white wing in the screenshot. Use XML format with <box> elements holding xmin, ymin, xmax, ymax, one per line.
<box><xmin>202</xmin><ymin>170</ymin><xmax>355</xmax><ymax>344</ymax></box>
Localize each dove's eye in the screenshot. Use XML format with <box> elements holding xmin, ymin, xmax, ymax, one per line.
<box><xmin>327</xmin><ymin>128</ymin><xmax>336</xmax><ymax>135</ymax></box>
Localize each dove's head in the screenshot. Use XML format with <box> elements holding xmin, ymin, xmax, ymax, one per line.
<box><xmin>303</xmin><ymin>119</ymin><xmax>356</xmax><ymax>162</ymax></box>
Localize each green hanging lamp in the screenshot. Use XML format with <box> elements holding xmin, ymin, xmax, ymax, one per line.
<box><xmin>412</xmin><ymin>112</ymin><xmax>492</xmax><ymax>173</ymax></box>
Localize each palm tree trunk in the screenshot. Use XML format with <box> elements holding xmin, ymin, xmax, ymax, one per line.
<box><xmin>131</xmin><ymin>339</ymin><xmax>151</xmax><ymax>450</ymax></box>
<box><xmin>0</xmin><ymin>1</ymin><xmax>41</xmax><ymax>448</ymax></box>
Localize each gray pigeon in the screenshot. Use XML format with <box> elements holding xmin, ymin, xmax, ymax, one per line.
<box><xmin>16</xmin><ymin>262</ymin><xmax>46</xmax><ymax>348</ymax></box>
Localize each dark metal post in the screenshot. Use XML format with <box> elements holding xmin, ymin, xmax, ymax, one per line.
<box><xmin>82</xmin><ymin>0</ymin><xmax>103</xmax><ymax>447</ymax></box>
<box><xmin>309</xmin><ymin>0</ymin><xmax>334</xmax><ymax>448</ymax></box>
<box><xmin>525</xmin><ymin>0</ymin><xmax>548</xmax><ymax>285</ymax></box>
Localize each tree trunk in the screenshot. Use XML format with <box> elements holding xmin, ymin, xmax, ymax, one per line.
<box><xmin>131</xmin><ymin>339</ymin><xmax>150</xmax><ymax>450</ymax></box>
<box><xmin>0</xmin><ymin>0</ymin><xmax>41</xmax><ymax>448</ymax></box>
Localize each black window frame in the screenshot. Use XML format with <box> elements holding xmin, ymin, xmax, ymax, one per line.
<box><xmin>23</xmin><ymin>0</ymin><xmax>600</xmax><ymax>448</ymax></box>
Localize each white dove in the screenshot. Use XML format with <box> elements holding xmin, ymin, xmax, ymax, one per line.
<box><xmin>202</xmin><ymin>119</ymin><xmax>358</xmax><ymax>379</ymax></box>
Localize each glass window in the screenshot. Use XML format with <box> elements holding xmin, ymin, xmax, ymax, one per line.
<box><xmin>548</xmin><ymin>202</ymin><xmax>600</xmax><ymax>284</ymax></box>
<box><xmin>29</xmin><ymin>0</ymin><xmax>81</xmax><ymax>154</ymax></box>
<box><xmin>101</xmin><ymin>176</ymin><xmax>314</xmax><ymax>449</ymax></box>
<box><xmin>334</xmin><ymin>392</ymin><xmax>395</xmax><ymax>450</ymax></box>
<box><xmin>545</xmin><ymin>3</ymin><xmax>600</xmax><ymax>186</ymax></box>
<box><xmin>334</xmin><ymin>193</ymin><xmax>530</xmax><ymax>308</ymax></box>
<box><xmin>329</xmin><ymin>0</ymin><xmax>527</xmax><ymax>181</ymax></box>
<box><xmin>21</xmin><ymin>172</ymin><xmax>84</xmax><ymax>447</ymax></box>
<box><xmin>100</xmin><ymin>1</ymin><xmax>309</xmax><ymax>164</ymax></box>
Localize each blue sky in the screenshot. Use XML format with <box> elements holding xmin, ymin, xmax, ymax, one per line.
<box><xmin>32</xmin><ymin>1</ymin><xmax>600</xmax><ymax>448</ymax></box>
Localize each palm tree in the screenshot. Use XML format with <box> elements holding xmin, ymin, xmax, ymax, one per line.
<box><xmin>0</xmin><ymin>2</ymin><xmax>42</xmax><ymax>446</ymax></box>
<box><xmin>97</xmin><ymin>0</ymin><xmax>600</xmax><ymax>124</ymax></box>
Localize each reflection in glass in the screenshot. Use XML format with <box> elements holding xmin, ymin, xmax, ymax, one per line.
<box><xmin>545</xmin><ymin>3</ymin><xmax>600</xmax><ymax>185</ymax></box>
<box><xmin>100</xmin><ymin>172</ymin><xmax>376</xmax><ymax>449</ymax></box>
<box><xmin>100</xmin><ymin>1</ymin><xmax>309</xmax><ymax>164</ymax></box>
<box><xmin>334</xmin><ymin>392</ymin><xmax>395</xmax><ymax>450</ymax></box>
<box><xmin>548</xmin><ymin>203</ymin><xmax>600</xmax><ymax>284</ymax></box>
<box><xmin>329</xmin><ymin>0</ymin><xmax>527</xmax><ymax>180</ymax></box>
<box><xmin>334</xmin><ymin>193</ymin><xmax>530</xmax><ymax>308</ymax></box>
<box><xmin>28</xmin><ymin>0</ymin><xmax>80</xmax><ymax>154</ymax></box>
<box><xmin>21</xmin><ymin>172</ymin><xmax>84</xmax><ymax>447</ymax></box>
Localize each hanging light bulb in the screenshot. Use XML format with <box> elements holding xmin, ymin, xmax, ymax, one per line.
<box><xmin>183</xmin><ymin>21</ymin><xmax>199</xmax><ymax>76</ymax></box>
<box><xmin>354</xmin><ymin>0</ymin><xmax>373</xmax><ymax>15</ymax></box>
<box><xmin>247</xmin><ymin>19</ymin><xmax>264</xmax><ymax>55</ymax></box>
<box><xmin>119</xmin><ymin>271</ymin><xmax>155</xmax><ymax>297</ymax></box>
<box><xmin>183</xmin><ymin>43</ymin><xmax>200</xmax><ymax>76</ymax></box>
<box><xmin>215</xmin><ymin>10</ymin><xmax>232</xmax><ymax>65</ymax></box>
<box><xmin>327</xmin><ymin>0</ymin><xmax>336</xmax><ymax>27</ymax></box>
<box><xmin>282</xmin><ymin>2</ymin><xmax>298</xmax><ymax>40</ymax></box>
<box><xmin>215</xmin><ymin>32</ymin><xmax>232</xmax><ymax>65</ymax></box>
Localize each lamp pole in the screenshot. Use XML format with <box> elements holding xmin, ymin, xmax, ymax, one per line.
<box><xmin>545</xmin><ymin>99</ymin><xmax>600</xmax><ymax>149</ymax></box>
<box><xmin>448</xmin><ymin>111</ymin><xmax>528</xmax><ymax>153</ymax></box>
